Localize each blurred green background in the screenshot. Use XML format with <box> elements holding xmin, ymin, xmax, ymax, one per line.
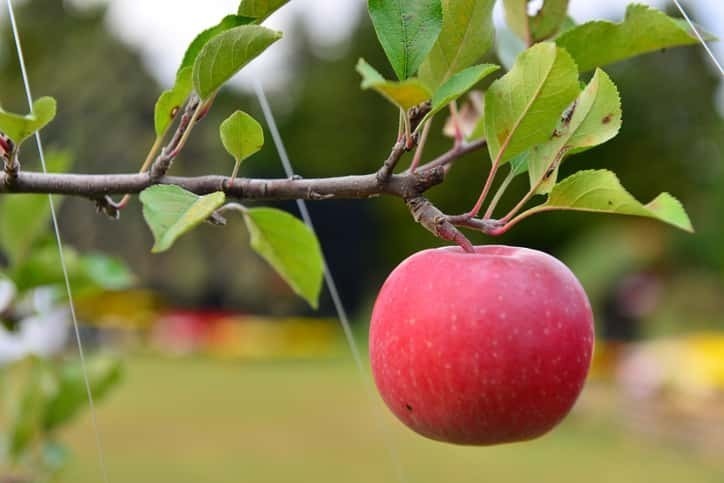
<box><xmin>1</xmin><ymin>0</ymin><xmax>723</xmax><ymax>482</ymax></box>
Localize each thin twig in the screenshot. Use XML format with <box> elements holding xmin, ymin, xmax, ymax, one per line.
<box><xmin>416</xmin><ymin>138</ymin><xmax>487</xmax><ymax>172</ymax></box>
<box><xmin>409</xmin><ymin>119</ymin><xmax>431</xmax><ymax>173</ymax></box>
<box><xmin>376</xmin><ymin>139</ymin><xmax>407</xmax><ymax>183</ymax></box>
<box><xmin>484</xmin><ymin>167</ymin><xmax>515</xmax><ymax>219</ymax></box>
<box><xmin>150</xmin><ymin>95</ymin><xmax>202</xmax><ymax>180</ymax></box>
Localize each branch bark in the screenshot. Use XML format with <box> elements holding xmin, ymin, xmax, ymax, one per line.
<box><xmin>0</xmin><ymin>168</ymin><xmax>446</xmax><ymax>201</ymax></box>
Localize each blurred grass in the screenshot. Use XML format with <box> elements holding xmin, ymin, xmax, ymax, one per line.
<box><xmin>60</xmin><ymin>356</ymin><xmax>724</xmax><ymax>483</ymax></box>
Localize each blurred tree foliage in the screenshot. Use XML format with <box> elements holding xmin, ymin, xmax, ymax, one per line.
<box><xmin>1</xmin><ymin>0</ymin><xmax>722</xmax><ymax>328</ymax></box>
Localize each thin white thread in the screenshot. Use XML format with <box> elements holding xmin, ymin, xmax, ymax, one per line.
<box><xmin>253</xmin><ymin>81</ymin><xmax>408</xmax><ymax>483</ymax></box>
<box><xmin>5</xmin><ymin>2</ymin><xmax>110</xmax><ymax>483</ymax></box>
<box><xmin>671</xmin><ymin>0</ymin><xmax>723</xmax><ymax>77</ymax></box>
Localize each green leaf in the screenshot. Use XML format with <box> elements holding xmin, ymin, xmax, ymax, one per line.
<box><xmin>356</xmin><ymin>58</ymin><xmax>432</xmax><ymax>111</ymax></box>
<box><xmin>43</xmin><ymin>355</ymin><xmax>123</xmax><ymax>431</ymax></box>
<box><xmin>418</xmin><ymin>0</ymin><xmax>496</xmax><ymax>90</ymax></box>
<box><xmin>484</xmin><ymin>42</ymin><xmax>579</xmax><ymax>165</ymax></box>
<box><xmin>501</xmin><ymin>0</ymin><xmax>528</xmax><ymax>43</ymax></box>
<box><xmin>503</xmin><ymin>0</ymin><xmax>570</xmax><ymax>43</ymax></box>
<box><xmin>238</xmin><ymin>0</ymin><xmax>289</xmax><ymax>21</ymax></box>
<box><xmin>154</xmin><ymin>67</ymin><xmax>193</xmax><ymax>137</ymax></box>
<box><xmin>220</xmin><ymin>111</ymin><xmax>264</xmax><ymax>163</ymax></box>
<box><xmin>0</xmin><ymin>97</ymin><xmax>57</xmax><ymax>145</ymax></box>
<box><xmin>79</xmin><ymin>254</ymin><xmax>136</xmax><ymax>291</ymax></box>
<box><xmin>192</xmin><ymin>25</ymin><xmax>282</xmax><ymax>100</ymax></box>
<box><xmin>367</xmin><ymin>0</ymin><xmax>443</xmax><ymax>80</ymax></box>
<box><xmin>7</xmin><ymin>359</ymin><xmax>47</xmax><ymax>460</ymax></box>
<box><xmin>243</xmin><ymin>208</ymin><xmax>324</xmax><ymax>309</ymax></box>
<box><xmin>556</xmin><ymin>4</ymin><xmax>713</xmax><ymax>72</ymax></box>
<box><xmin>140</xmin><ymin>185</ymin><xmax>226</xmax><ymax>253</ymax></box>
<box><xmin>11</xmin><ymin>243</ymin><xmax>135</xmax><ymax>294</ymax></box>
<box><xmin>529</xmin><ymin>0</ymin><xmax>570</xmax><ymax>41</ymax></box>
<box><xmin>539</xmin><ymin>170</ymin><xmax>693</xmax><ymax>232</ymax></box>
<box><xmin>179</xmin><ymin>15</ymin><xmax>255</xmax><ymax>73</ymax></box>
<box><xmin>526</xmin><ymin>68</ymin><xmax>622</xmax><ymax>193</ymax></box>
<box><xmin>425</xmin><ymin>63</ymin><xmax>498</xmax><ymax>121</ymax></box>
<box><xmin>0</xmin><ymin>150</ymin><xmax>73</xmax><ymax>266</ymax></box>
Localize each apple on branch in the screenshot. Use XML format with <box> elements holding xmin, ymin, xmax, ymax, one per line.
<box><xmin>369</xmin><ymin>245</ymin><xmax>594</xmax><ymax>445</ymax></box>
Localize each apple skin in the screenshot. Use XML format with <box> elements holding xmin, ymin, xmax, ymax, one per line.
<box><xmin>369</xmin><ymin>245</ymin><xmax>594</xmax><ymax>445</ymax></box>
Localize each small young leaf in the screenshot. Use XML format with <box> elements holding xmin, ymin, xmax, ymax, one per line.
<box><xmin>526</xmin><ymin>68</ymin><xmax>622</xmax><ymax>193</ymax></box>
<box><xmin>179</xmin><ymin>15</ymin><xmax>255</xmax><ymax>73</ymax></box>
<box><xmin>0</xmin><ymin>150</ymin><xmax>73</xmax><ymax>266</ymax></box>
<box><xmin>556</xmin><ymin>4</ymin><xmax>713</xmax><ymax>72</ymax></box>
<box><xmin>192</xmin><ymin>25</ymin><xmax>282</xmax><ymax>100</ymax></box>
<box><xmin>418</xmin><ymin>0</ymin><xmax>496</xmax><ymax>90</ymax></box>
<box><xmin>367</xmin><ymin>0</ymin><xmax>443</xmax><ymax>80</ymax></box>
<box><xmin>243</xmin><ymin>207</ymin><xmax>324</xmax><ymax>309</ymax></box>
<box><xmin>484</xmin><ymin>42</ymin><xmax>579</xmax><ymax>165</ymax></box>
<box><xmin>238</xmin><ymin>0</ymin><xmax>289</xmax><ymax>22</ymax></box>
<box><xmin>219</xmin><ymin>111</ymin><xmax>264</xmax><ymax>163</ymax></box>
<box><xmin>356</xmin><ymin>58</ymin><xmax>431</xmax><ymax>111</ymax></box>
<box><xmin>154</xmin><ymin>67</ymin><xmax>193</xmax><ymax>137</ymax></box>
<box><xmin>0</xmin><ymin>97</ymin><xmax>57</xmax><ymax>145</ymax></box>
<box><xmin>540</xmin><ymin>170</ymin><xmax>693</xmax><ymax>232</ymax></box>
<box><xmin>426</xmin><ymin>63</ymin><xmax>498</xmax><ymax>121</ymax></box>
<box><xmin>140</xmin><ymin>185</ymin><xmax>226</xmax><ymax>253</ymax></box>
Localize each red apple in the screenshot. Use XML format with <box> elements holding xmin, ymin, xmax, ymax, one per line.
<box><xmin>369</xmin><ymin>245</ymin><xmax>594</xmax><ymax>445</ymax></box>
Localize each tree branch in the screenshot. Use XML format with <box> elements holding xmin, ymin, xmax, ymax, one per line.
<box><xmin>0</xmin><ymin>136</ymin><xmax>493</xmax><ymax>250</ymax></box>
<box><xmin>0</xmin><ymin>168</ymin><xmax>446</xmax><ymax>201</ymax></box>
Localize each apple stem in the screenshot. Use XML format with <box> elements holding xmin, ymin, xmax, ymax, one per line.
<box><xmin>406</xmin><ymin>196</ymin><xmax>475</xmax><ymax>253</ymax></box>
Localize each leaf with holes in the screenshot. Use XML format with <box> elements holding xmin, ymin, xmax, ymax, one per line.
<box><xmin>367</xmin><ymin>0</ymin><xmax>443</xmax><ymax>80</ymax></box>
<box><xmin>220</xmin><ymin>111</ymin><xmax>264</xmax><ymax>164</ymax></box>
<box><xmin>418</xmin><ymin>0</ymin><xmax>496</xmax><ymax>90</ymax></box>
<box><xmin>238</xmin><ymin>0</ymin><xmax>289</xmax><ymax>22</ymax></box>
<box><xmin>484</xmin><ymin>42</ymin><xmax>579</xmax><ymax>166</ymax></box>
<box><xmin>356</xmin><ymin>58</ymin><xmax>432</xmax><ymax>111</ymax></box>
<box><xmin>192</xmin><ymin>25</ymin><xmax>282</xmax><ymax>100</ymax></box>
<box><xmin>534</xmin><ymin>170</ymin><xmax>693</xmax><ymax>232</ymax></box>
<box><xmin>179</xmin><ymin>15</ymin><xmax>255</xmax><ymax>73</ymax></box>
<box><xmin>424</xmin><ymin>63</ymin><xmax>498</xmax><ymax>123</ymax></box>
<box><xmin>140</xmin><ymin>185</ymin><xmax>226</xmax><ymax>253</ymax></box>
<box><xmin>556</xmin><ymin>4</ymin><xmax>714</xmax><ymax>72</ymax></box>
<box><xmin>154</xmin><ymin>67</ymin><xmax>193</xmax><ymax>137</ymax></box>
<box><xmin>0</xmin><ymin>97</ymin><xmax>56</xmax><ymax>146</ymax></box>
<box><xmin>525</xmin><ymin>68</ymin><xmax>622</xmax><ymax>194</ymax></box>
<box><xmin>243</xmin><ymin>207</ymin><xmax>324</xmax><ymax>309</ymax></box>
